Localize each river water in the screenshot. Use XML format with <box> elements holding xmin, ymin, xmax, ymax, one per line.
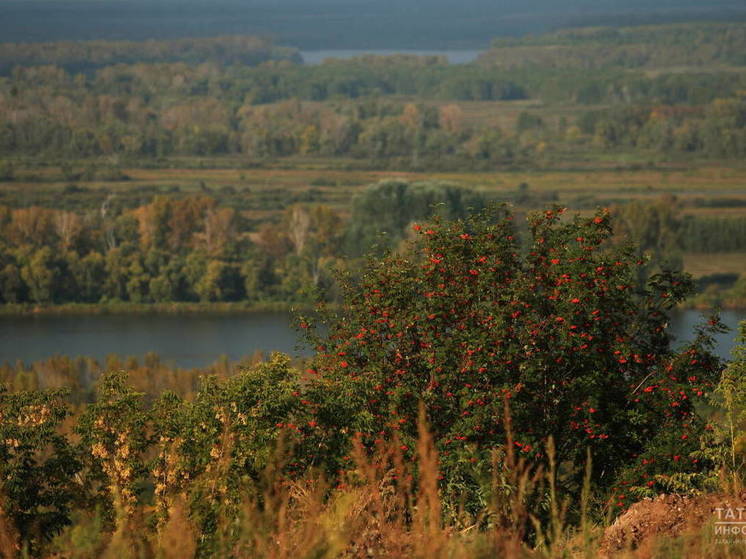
<box><xmin>0</xmin><ymin>309</ymin><xmax>743</xmax><ymax>369</ymax></box>
<box><xmin>301</xmin><ymin>49</ymin><xmax>482</xmax><ymax>65</ymax></box>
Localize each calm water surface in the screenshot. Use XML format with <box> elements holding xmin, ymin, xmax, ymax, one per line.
<box><xmin>0</xmin><ymin>312</ymin><xmax>307</xmax><ymax>369</ymax></box>
<box><xmin>301</xmin><ymin>49</ymin><xmax>482</xmax><ymax>65</ymax></box>
<box><xmin>668</xmin><ymin>309</ymin><xmax>744</xmax><ymax>359</ymax></box>
<box><xmin>0</xmin><ymin>309</ymin><xmax>743</xmax><ymax>369</ymax></box>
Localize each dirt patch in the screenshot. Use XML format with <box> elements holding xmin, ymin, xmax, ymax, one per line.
<box><xmin>599</xmin><ymin>492</ymin><xmax>746</xmax><ymax>557</ymax></box>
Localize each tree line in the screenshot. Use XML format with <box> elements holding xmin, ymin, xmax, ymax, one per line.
<box><xmin>0</xmin><ymin>89</ymin><xmax>535</xmax><ymax>166</ymax></box>
<box><xmin>483</xmin><ymin>22</ymin><xmax>746</xmax><ymax>69</ymax></box>
<box><xmin>0</xmin><ymin>181</ymin><xmax>495</xmax><ymax>306</ymax></box>
<box><xmin>1</xmin><ymin>182</ymin><xmax>745</xmax><ymax>307</ymax></box>
<box><xmin>0</xmin><ymin>35</ymin><xmax>300</xmax><ymax>76</ymax></box>
<box><xmin>2</xmin><ymin>68</ymin><xmax>746</xmax><ymax>165</ymax></box>
<box><xmin>0</xmin><ymin>195</ymin><xmax>341</xmax><ymax>305</ymax></box>
<box><xmin>577</xmin><ymin>98</ymin><xmax>746</xmax><ymax>158</ymax></box>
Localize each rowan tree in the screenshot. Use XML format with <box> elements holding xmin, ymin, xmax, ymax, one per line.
<box><xmin>304</xmin><ymin>206</ymin><xmax>724</xmax><ymax>508</ymax></box>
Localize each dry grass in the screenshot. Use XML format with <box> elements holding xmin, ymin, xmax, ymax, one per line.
<box><xmin>683</xmin><ymin>253</ymin><xmax>746</xmax><ymax>279</ymax></box>
<box><xmin>5</xmin><ymin>159</ymin><xmax>746</xmax><ymax>196</ymax></box>
<box><xmin>155</xmin><ymin>496</ymin><xmax>199</xmax><ymax>559</ymax></box>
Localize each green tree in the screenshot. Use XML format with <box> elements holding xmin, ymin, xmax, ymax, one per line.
<box><xmin>241</xmin><ymin>257</ymin><xmax>279</xmax><ymax>301</ymax></box>
<box><xmin>612</xmin><ymin>196</ymin><xmax>683</xmax><ymax>285</ymax></box>
<box><xmin>195</xmin><ymin>259</ymin><xmax>222</xmax><ymax>302</ymax></box>
<box><xmin>149</xmin><ymin>272</ymin><xmax>177</xmax><ymax>303</ymax></box>
<box><xmin>103</xmin><ymin>248</ymin><xmax>130</xmax><ymax>302</ymax></box>
<box><xmin>345</xmin><ymin>180</ymin><xmax>487</xmax><ymax>256</ymax></box>
<box><xmin>20</xmin><ymin>246</ymin><xmax>59</xmax><ymax>304</ymax></box>
<box><xmin>195</xmin><ymin>260</ymin><xmax>243</xmax><ymax>302</ymax></box>
<box><xmin>711</xmin><ymin>322</ymin><xmax>746</xmax><ymax>486</ymax></box>
<box><xmin>72</xmin><ymin>252</ymin><xmax>106</xmax><ymax>303</ymax></box>
<box><xmin>0</xmin><ymin>262</ymin><xmax>24</xmax><ymax>303</ymax></box>
<box><xmin>76</xmin><ymin>372</ymin><xmax>151</xmax><ymax>555</ymax></box>
<box><xmin>125</xmin><ymin>259</ymin><xmax>151</xmax><ymax>303</ymax></box>
<box><xmin>150</xmin><ymin>354</ymin><xmax>309</xmax><ymax>555</ymax></box>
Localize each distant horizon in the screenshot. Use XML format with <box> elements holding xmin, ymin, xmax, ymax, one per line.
<box><xmin>1</xmin><ymin>0</ymin><xmax>746</xmax><ymax>48</ymax></box>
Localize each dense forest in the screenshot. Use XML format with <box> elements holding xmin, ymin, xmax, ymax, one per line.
<box><xmin>0</xmin><ymin>182</ymin><xmax>481</xmax><ymax>306</ymax></box>
<box><xmin>1</xmin><ymin>66</ymin><xmax>745</xmax><ymax>164</ymax></box>
<box><xmin>481</xmin><ymin>23</ymin><xmax>746</xmax><ymax>68</ymax></box>
<box><xmin>1</xmin><ymin>24</ymin><xmax>746</xmax><ymax>311</ymax></box>
<box><xmin>1</xmin><ymin>25</ymin><xmax>746</xmax><ymax>167</ymax></box>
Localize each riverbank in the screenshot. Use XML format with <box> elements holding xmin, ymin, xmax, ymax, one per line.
<box><xmin>681</xmin><ymin>292</ymin><xmax>746</xmax><ymax>311</ymax></box>
<box><xmin>0</xmin><ymin>301</ymin><xmax>320</xmax><ymax>317</ymax></box>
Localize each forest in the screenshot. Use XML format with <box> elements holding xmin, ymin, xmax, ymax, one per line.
<box><xmin>1</xmin><ymin>25</ymin><xmax>746</xmax><ymax>167</ymax></box>
<box><xmin>0</xmin><ymin>36</ymin><xmax>301</xmax><ymax>76</ymax></box>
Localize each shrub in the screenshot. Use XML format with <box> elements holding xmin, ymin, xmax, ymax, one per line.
<box><xmin>0</xmin><ymin>387</ymin><xmax>80</xmax><ymax>555</ymax></box>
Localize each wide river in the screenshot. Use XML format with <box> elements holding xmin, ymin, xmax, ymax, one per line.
<box><xmin>0</xmin><ymin>309</ymin><xmax>743</xmax><ymax>369</ymax></box>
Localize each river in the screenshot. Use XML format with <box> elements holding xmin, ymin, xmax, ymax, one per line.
<box><xmin>301</xmin><ymin>49</ymin><xmax>482</xmax><ymax>65</ymax></box>
<box><xmin>0</xmin><ymin>309</ymin><xmax>743</xmax><ymax>369</ymax></box>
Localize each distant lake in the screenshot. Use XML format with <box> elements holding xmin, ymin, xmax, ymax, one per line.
<box><xmin>0</xmin><ymin>309</ymin><xmax>742</xmax><ymax>369</ymax></box>
<box><xmin>301</xmin><ymin>49</ymin><xmax>482</xmax><ymax>65</ymax></box>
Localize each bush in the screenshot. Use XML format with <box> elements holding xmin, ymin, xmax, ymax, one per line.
<box><xmin>74</xmin><ymin>355</ymin><xmax>310</xmax><ymax>556</ymax></box>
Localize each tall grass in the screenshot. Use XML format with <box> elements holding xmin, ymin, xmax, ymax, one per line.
<box><xmin>42</xmin><ymin>405</ymin><xmax>744</xmax><ymax>559</ymax></box>
<box><xmin>0</xmin><ymin>351</ymin><xmax>272</xmax><ymax>401</ymax></box>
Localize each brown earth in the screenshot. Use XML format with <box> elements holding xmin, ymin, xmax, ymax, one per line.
<box><xmin>599</xmin><ymin>492</ymin><xmax>746</xmax><ymax>558</ymax></box>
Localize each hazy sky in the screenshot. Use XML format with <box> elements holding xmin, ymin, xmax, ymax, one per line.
<box><xmin>1</xmin><ymin>0</ymin><xmax>744</xmax><ymax>48</ymax></box>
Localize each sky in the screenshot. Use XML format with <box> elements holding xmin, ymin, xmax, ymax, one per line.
<box><xmin>1</xmin><ymin>0</ymin><xmax>744</xmax><ymax>48</ymax></box>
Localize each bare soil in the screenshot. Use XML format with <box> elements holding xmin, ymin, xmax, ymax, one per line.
<box><xmin>599</xmin><ymin>491</ymin><xmax>746</xmax><ymax>557</ymax></box>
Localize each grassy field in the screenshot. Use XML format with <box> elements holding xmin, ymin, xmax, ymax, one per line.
<box><xmin>683</xmin><ymin>253</ymin><xmax>746</xmax><ymax>279</ymax></box>
<box><xmin>5</xmin><ymin>160</ymin><xmax>746</xmax><ymax>211</ymax></box>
